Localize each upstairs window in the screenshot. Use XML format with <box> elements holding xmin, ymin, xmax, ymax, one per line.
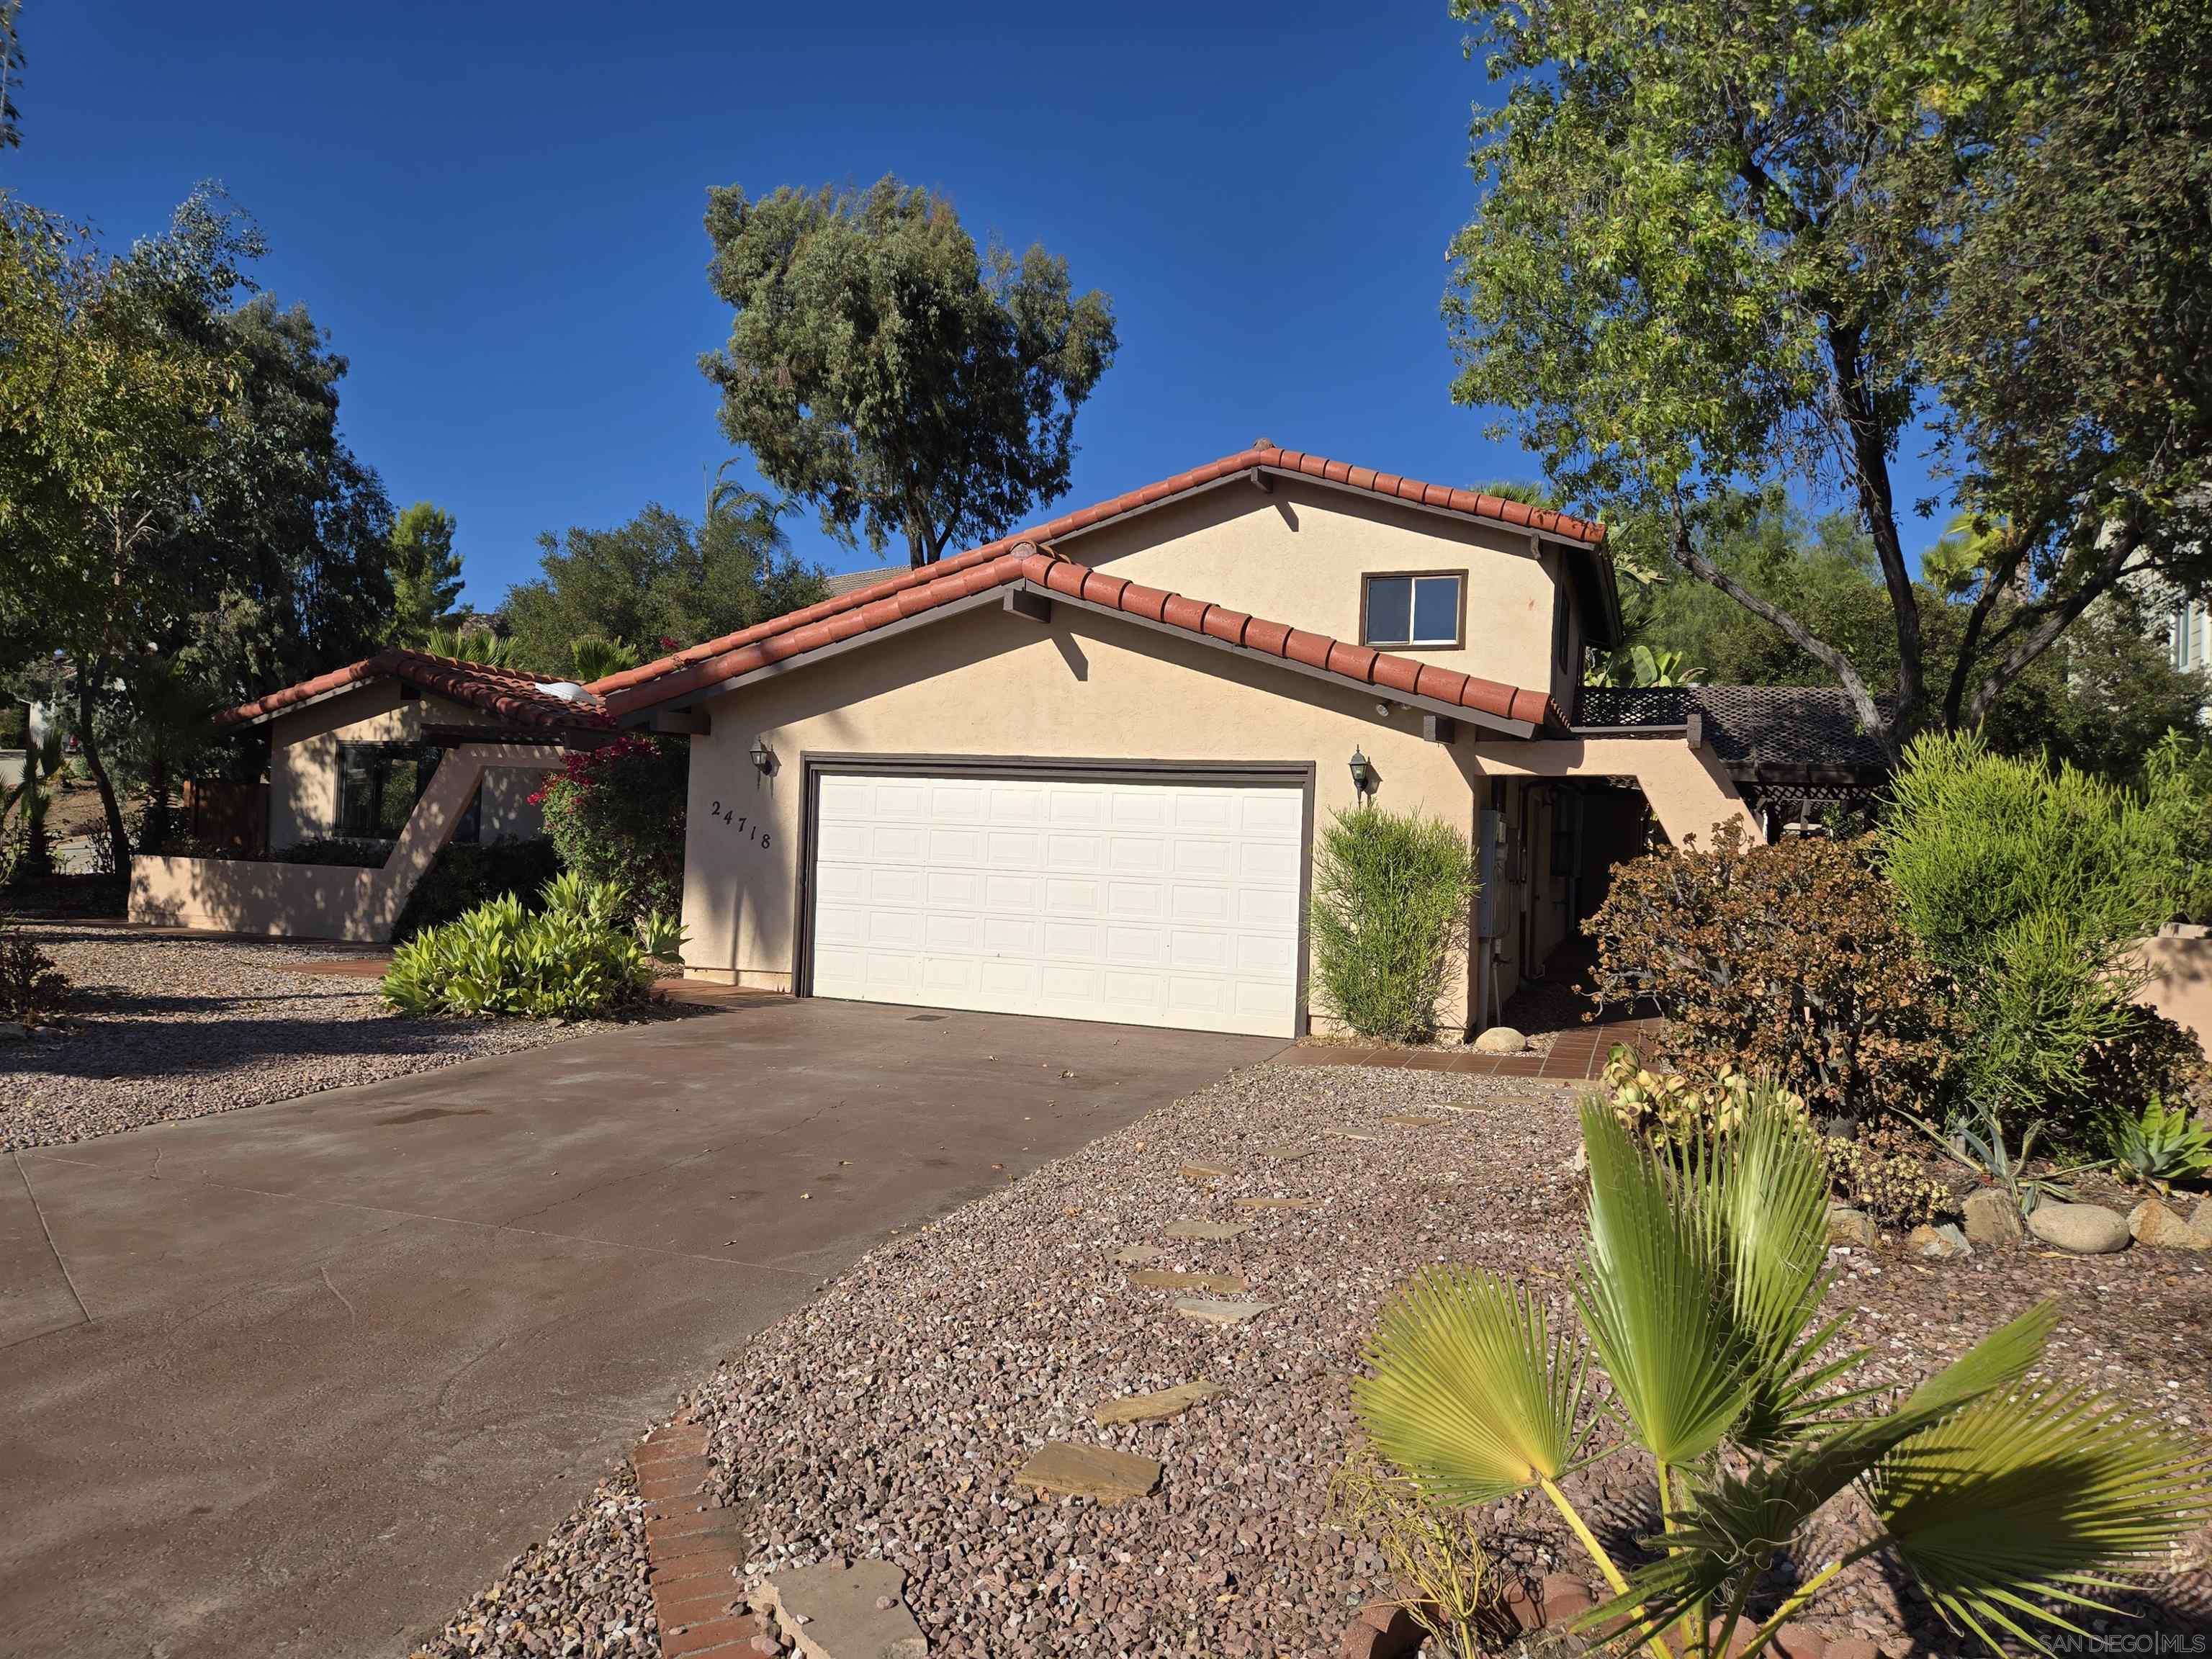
<box><xmin>1362</xmin><ymin>572</ymin><xmax>1464</xmax><ymax>649</ymax></box>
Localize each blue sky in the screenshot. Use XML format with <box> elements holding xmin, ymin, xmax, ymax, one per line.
<box><xmin>9</xmin><ymin>1</ymin><xmax>1946</xmax><ymax>611</ymax></box>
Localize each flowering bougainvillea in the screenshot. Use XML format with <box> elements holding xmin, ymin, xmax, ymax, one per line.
<box><xmin>536</xmin><ymin>734</ymin><xmax>688</xmax><ymax>921</ymax></box>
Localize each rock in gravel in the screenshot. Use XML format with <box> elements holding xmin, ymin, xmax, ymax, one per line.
<box><xmin>1172</xmin><ymin>1297</ymin><xmax>1269</xmax><ymax>1324</ymax></box>
<box><xmin>1826</xmin><ymin>1205</ymin><xmax>1878</xmax><ymax>1249</ymax></box>
<box><xmin>1092</xmin><ymin>1380</ymin><xmax>1223</xmax><ymax>1426</ymax></box>
<box><xmin>1111</xmin><ymin>1244</ymin><xmax>1166</xmax><ymax>1265</ymax></box>
<box><xmin>1906</xmin><ymin>1223</ymin><xmax>1972</xmax><ymax>1261</ymax></box>
<box><xmin>1013</xmin><ymin>1442</ymin><xmax>1162</xmax><ymax>1503</ymax></box>
<box><xmin>1161</xmin><ymin>1218</ymin><xmax>1250</xmax><ymax>1241</ymax></box>
<box><xmin>753</xmin><ymin>1560</ymin><xmax>926</xmax><ymax>1659</ymax></box>
<box><xmin>1179</xmin><ymin>1161</ymin><xmax>1228</xmax><ymax>1182</ymax></box>
<box><xmin>2128</xmin><ymin>1198</ymin><xmax>2211</xmax><ymax>1250</ymax></box>
<box><xmin>2028</xmin><ymin>1201</ymin><xmax>2132</xmax><ymax>1254</ymax></box>
<box><xmin>1128</xmin><ymin>1268</ymin><xmax>1247</xmax><ymax>1294</ymax></box>
<box><xmin>1473</xmin><ymin>1025</ymin><xmax>1528</xmax><ymax>1053</ymax></box>
<box><xmin>1962</xmin><ymin>1187</ymin><xmax>2025</xmax><ymax>1246</ymax></box>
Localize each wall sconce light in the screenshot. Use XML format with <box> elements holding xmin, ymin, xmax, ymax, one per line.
<box><xmin>749</xmin><ymin>737</ymin><xmax>777</xmax><ymax>777</ymax></box>
<box><xmin>1349</xmin><ymin>745</ymin><xmax>1372</xmax><ymax>801</ymax></box>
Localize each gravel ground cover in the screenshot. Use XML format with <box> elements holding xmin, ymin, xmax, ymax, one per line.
<box><xmin>1</xmin><ymin>923</ymin><xmax>643</xmax><ymax>1150</ymax></box>
<box><xmin>421</xmin><ymin>1062</ymin><xmax>2212</xmax><ymax>1659</ymax></box>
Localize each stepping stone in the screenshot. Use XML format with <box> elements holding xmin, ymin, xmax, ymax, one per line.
<box><xmin>751</xmin><ymin>1560</ymin><xmax>927</xmax><ymax>1659</ymax></box>
<box><xmin>1129</xmin><ymin>1268</ymin><xmax>1248</xmax><ymax>1294</ymax></box>
<box><xmin>1380</xmin><ymin>1114</ymin><xmax>1444</xmax><ymax>1127</ymax></box>
<box><xmin>1262</xmin><ymin>1141</ymin><xmax>1318</xmax><ymax>1164</ymax></box>
<box><xmin>1015</xmin><ymin>1441</ymin><xmax>1162</xmax><ymax>1503</ymax></box>
<box><xmin>1163</xmin><ymin>1218</ymin><xmax>1251</xmax><ymax>1241</ymax></box>
<box><xmin>1179</xmin><ymin>1161</ymin><xmax>1229</xmax><ymax>1182</ymax></box>
<box><xmin>1093</xmin><ymin>1380</ymin><xmax>1224</xmax><ymax>1426</ymax></box>
<box><xmin>1174</xmin><ymin>1298</ymin><xmax>1270</xmax><ymax>1325</ymax></box>
<box><xmin>1233</xmin><ymin>1196</ymin><xmax>1315</xmax><ymax>1210</ymax></box>
<box><xmin>1112</xmin><ymin>1244</ymin><xmax>1166</xmax><ymax>1266</ymax></box>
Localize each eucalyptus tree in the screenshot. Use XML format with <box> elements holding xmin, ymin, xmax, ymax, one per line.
<box><xmin>702</xmin><ymin>176</ymin><xmax>1118</xmax><ymax>568</ymax></box>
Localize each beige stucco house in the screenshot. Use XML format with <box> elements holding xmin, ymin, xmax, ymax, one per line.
<box><xmin>129</xmin><ymin>652</ymin><xmax>611</xmax><ymax>941</ymax></box>
<box><xmin>591</xmin><ymin>443</ymin><xmax>1763</xmax><ymax>1039</ymax></box>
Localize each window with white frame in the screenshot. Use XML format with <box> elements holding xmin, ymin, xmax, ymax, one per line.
<box><xmin>1362</xmin><ymin>572</ymin><xmax>1464</xmax><ymax>649</ymax></box>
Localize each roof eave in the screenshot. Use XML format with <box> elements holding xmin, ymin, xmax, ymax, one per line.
<box><xmin>613</xmin><ymin>578</ymin><xmax>1542</xmax><ymax>741</ymax></box>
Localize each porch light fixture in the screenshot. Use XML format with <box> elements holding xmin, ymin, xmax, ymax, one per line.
<box><xmin>1349</xmin><ymin>745</ymin><xmax>1372</xmax><ymax>801</ymax></box>
<box><xmin>749</xmin><ymin>737</ymin><xmax>777</xmax><ymax>777</ymax></box>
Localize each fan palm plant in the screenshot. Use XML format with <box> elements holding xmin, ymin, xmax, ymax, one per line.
<box><xmin>1354</xmin><ymin>1087</ymin><xmax>2209</xmax><ymax>1658</ymax></box>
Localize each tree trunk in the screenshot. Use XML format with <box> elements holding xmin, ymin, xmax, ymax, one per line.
<box><xmin>145</xmin><ymin>748</ymin><xmax>171</xmax><ymax>853</ymax></box>
<box><xmin>1672</xmin><ymin>516</ymin><xmax>1899</xmax><ymax>762</ymax></box>
<box><xmin>74</xmin><ymin>664</ymin><xmax>132</xmax><ymax>878</ymax></box>
<box><xmin>1825</xmin><ymin>322</ymin><xmax>1925</xmax><ymax>739</ymax></box>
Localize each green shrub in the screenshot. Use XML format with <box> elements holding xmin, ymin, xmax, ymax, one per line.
<box><xmin>1882</xmin><ymin>731</ymin><xmax>2188</xmax><ymax>1139</ymax></box>
<box><xmin>1584</xmin><ymin>822</ymin><xmax>1957</xmax><ymax>1125</ymax></box>
<box><xmin>1310</xmin><ymin>806</ymin><xmax>1478</xmax><ymax>1041</ymax></box>
<box><xmin>536</xmin><ymin>735</ymin><xmax>688</xmax><ymax>921</ymax></box>
<box><xmin>391</xmin><ymin>838</ymin><xmax>561</xmax><ymax>943</ymax></box>
<box><xmin>0</xmin><ymin>920</ymin><xmax>68</xmax><ymax>1025</ymax></box>
<box><xmin>1826</xmin><ymin>1121</ymin><xmax>1955</xmax><ymax>1226</ymax></box>
<box><xmin>380</xmin><ymin>872</ymin><xmax>685</xmax><ymax>1020</ymax></box>
<box><xmin>2144</xmin><ymin>729</ymin><xmax>2212</xmax><ymax>923</ymax></box>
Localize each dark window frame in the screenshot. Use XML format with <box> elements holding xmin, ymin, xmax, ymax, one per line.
<box><xmin>1359</xmin><ymin>569</ymin><xmax>1467</xmax><ymax>652</ymax></box>
<box><xmin>333</xmin><ymin>741</ymin><xmax>460</xmax><ymax>842</ymax></box>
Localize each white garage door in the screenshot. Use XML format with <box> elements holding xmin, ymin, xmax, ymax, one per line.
<box><xmin>808</xmin><ymin>770</ymin><xmax>1305</xmax><ymax>1037</ymax></box>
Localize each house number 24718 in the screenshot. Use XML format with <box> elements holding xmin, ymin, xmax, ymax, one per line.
<box><xmin>706</xmin><ymin>803</ymin><xmax>770</xmax><ymax>848</ymax></box>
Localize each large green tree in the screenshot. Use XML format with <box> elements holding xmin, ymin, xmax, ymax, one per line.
<box><xmin>1</xmin><ymin>192</ymin><xmax>394</xmax><ymax>856</ymax></box>
<box><xmin>503</xmin><ymin>492</ymin><xmax>824</xmax><ymax>676</ymax></box>
<box><xmin>386</xmin><ymin>501</ymin><xmax>463</xmax><ymax>645</ymax></box>
<box><xmin>1617</xmin><ymin>493</ymin><xmax>2210</xmax><ymax>781</ymax></box>
<box><xmin>701</xmin><ymin>176</ymin><xmax>1118</xmax><ymax>569</ymax></box>
<box><xmin>0</xmin><ymin>188</ymin><xmax>261</xmax><ymax>861</ymax></box>
<box><xmin>1445</xmin><ymin>0</ymin><xmax>2212</xmax><ymax>757</ymax></box>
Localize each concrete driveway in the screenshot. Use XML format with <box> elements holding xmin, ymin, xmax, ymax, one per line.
<box><xmin>0</xmin><ymin>999</ymin><xmax>1279</xmax><ymax>1659</ymax></box>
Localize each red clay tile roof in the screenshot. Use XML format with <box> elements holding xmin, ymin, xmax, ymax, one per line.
<box><xmin>218</xmin><ymin>650</ymin><xmax>614</xmax><ymax>732</ymax></box>
<box><xmin>594</xmin><ymin>544</ymin><xmax>1563</xmax><ymax>731</ymax></box>
<box><xmin>590</xmin><ymin>443</ymin><xmax>1596</xmax><ymax>727</ymax></box>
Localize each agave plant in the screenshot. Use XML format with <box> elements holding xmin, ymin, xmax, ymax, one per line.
<box><xmin>2105</xmin><ymin>1095</ymin><xmax>2212</xmax><ymax>1193</ymax></box>
<box><xmin>1354</xmin><ymin>1085</ymin><xmax>2209</xmax><ymax>1659</ymax></box>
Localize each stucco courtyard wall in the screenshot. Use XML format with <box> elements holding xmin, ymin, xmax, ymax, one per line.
<box><xmin>678</xmin><ymin>601</ymin><xmax>1750</xmax><ymax>1033</ymax></box>
<box><xmin>130</xmin><ymin>744</ymin><xmax>562</xmax><ymax>943</ymax></box>
<box><xmin>2135</xmin><ymin>925</ymin><xmax>2212</xmax><ymax>1060</ymax></box>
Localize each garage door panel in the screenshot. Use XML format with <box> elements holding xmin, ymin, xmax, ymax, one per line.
<box><xmin>1171</xmin><ymin>884</ymin><xmax>1233</xmax><ymax>925</ymax></box>
<box><xmin>985</xmin><ymin>873</ymin><xmax>1041</xmax><ymax>910</ymax></box>
<box><xmin>986</xmin><ymin>830</ymin><xmax>1044</xmax><ymax>866</ymax></box>
<box><xmin>1105</xmin><ymin>880</ymin><xmax>1163</xmax><ymax>919</ymax></box>
<box><xmin>809</xmin><ymin>770</ymin><xmax>1304</xmax><ymax>1038</ymax></box>
<box><xmin>1046</xmin><ymin>832</ymin><xmax>1105</xmax><ymax>871</ymax></box>
<box><xmin>1172</xmin><ymin>840</ymin><xmax>1235</xmax><ymax>880</ymax></box>
<box><xmin>927</xmin><ymin>826</ymin><xmax>987</xmax><ymax>864</ymax></box>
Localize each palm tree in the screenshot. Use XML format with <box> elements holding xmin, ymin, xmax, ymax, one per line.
<box><xmin>1354</xmin><ymin>1088</ymin><xmax>2208</xmax><ymax>1658</ymax></box>
<box><xmin>416</xmin><ymin>625</ymin><xmax>526</xmax><ymax>671</ymax></box>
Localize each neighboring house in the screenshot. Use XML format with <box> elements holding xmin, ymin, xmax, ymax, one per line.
<box><xmin>129</xmin><ymin>652</ymin><xmax>611</xmax><ymax>941</ymax></box>
<box><xmin>215</xmin><ymin>649</ymin><xmax>606</xmax><ymax>851</ymax></box>
<box><xmin>591</xmin><ymin>441</ymin><xmax>1763</xmax><ymax>1039</ymax></box>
